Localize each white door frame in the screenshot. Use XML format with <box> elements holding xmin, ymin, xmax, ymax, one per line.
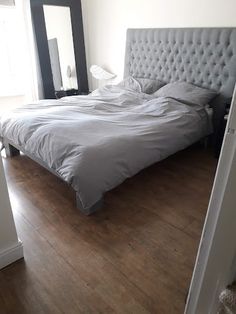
<box><xmin>0</xmin><ymin>156</ymin><xmax>23</xmax><ymax>269</ymax></box>
<box><xmin>185</xmin><ymin>88</ymin><xmax>236</xmax><ymax>313</ymax></box>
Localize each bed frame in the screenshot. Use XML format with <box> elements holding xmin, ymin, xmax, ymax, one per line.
<box><xmin>3</xmin><ymin>28</ymin><xmax>236</xmax><ymax>214</ymax></box>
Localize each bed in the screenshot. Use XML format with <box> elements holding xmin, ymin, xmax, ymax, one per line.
<box><xmin>1</xmin><ymin>28</ymin><xmax>236</xmax><ymax>215</ymax></box>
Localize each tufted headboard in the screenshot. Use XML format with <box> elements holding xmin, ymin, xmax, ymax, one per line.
<box><xmin>124</xmin><ymin>28</ymin><xmax>236</xmax><ymax>145</ymax></box>
<box><xmin>124</xmin><ymin>28</ymin><xmax>236</xmax><ymax>101</ymax></box>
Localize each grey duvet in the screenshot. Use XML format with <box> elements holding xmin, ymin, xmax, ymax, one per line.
<box><xmin>0</xmin><ymin>85</ymin><xmax>211</xmax><ymax>211</ymax></box>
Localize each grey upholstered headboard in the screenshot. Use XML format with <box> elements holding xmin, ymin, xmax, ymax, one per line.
<box><xmin>124</xmin><ymin>28</ymin><xmax>236</xmax><ymax>104</ymax></box>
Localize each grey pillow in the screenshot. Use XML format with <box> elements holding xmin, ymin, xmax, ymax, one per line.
<box><xmin>117</xmin><ymin>76</ymin><xmax>141</xmax><ymax>92</ymax></box>
<box><xmin>153</xmin><ymin>82</ymin><xmax>218</xmax><ymax>106</ymax></box>
<box><xmin>135</xmin><ymin>78</ymin><xmax>165</xmax><ymax>94</ymax></box>
<box><xmin>117</xmin><ymin>76</ymin><xmax>165</xmax><ymax>94</ymax></box>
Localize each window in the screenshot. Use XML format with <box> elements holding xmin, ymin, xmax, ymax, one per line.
<box><xmin>0</xmin><ymin>5</ymin><xmax>27</xmax><ymax>97</ymax></box>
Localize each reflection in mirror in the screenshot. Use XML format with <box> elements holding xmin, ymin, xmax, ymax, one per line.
<box><xmin>43</xmin><ymin>5</ymin><xmax>78</xmax><ymax>91</ymax></box>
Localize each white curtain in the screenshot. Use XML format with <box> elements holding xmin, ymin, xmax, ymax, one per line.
<box><xmin>0</xmin><ymin>0</ymin><xmax>42</xmax><ymax>115</ymax></box>
<box><xmin>16</xmin><ymin>0</ymin><xmax>43</xmax><ymax>101</ymax></box>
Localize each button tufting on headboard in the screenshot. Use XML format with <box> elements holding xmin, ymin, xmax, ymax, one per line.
<box><xmin>124</xmin><ymin>28</ymin><xmax>236</xmax><ymax>101</ymax></box>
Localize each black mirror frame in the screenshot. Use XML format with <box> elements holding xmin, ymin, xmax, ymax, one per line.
<box><xmin>30</xmin><ymin>0</ymin><xmax>88</xmax><ymax>98</ymax></box>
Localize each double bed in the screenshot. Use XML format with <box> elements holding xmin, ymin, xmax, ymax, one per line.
<box><xmin>1</xmin><ymin>28</ymin><xmax>236</xmax><ymax>215</ymax></box>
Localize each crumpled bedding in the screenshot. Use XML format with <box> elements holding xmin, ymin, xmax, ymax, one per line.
<box><xmin>0</xmin><ymin>85</ymin><xmax>212</xmax><ymax>210</ymax></box>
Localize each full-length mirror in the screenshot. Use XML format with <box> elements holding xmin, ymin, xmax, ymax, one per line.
<box><xmin>43</xmin><ymin>5</ymin><xmax>78</xmax><ymax>91</ymax></box>
<box><xmin>30</xmin><ymin>0</ymin><xmax>88</xmax><ymax>99</ymax></box>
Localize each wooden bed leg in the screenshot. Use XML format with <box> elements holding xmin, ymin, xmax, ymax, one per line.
<box><xmin>76</xmin><ymin>193</ymin><xmax>104</xmax><ymax>215</ymax></box>
<box><xmin>199</xmin><ymin>136</ymin><xmax>210</xmax><ymax>149</ymax></box>
<box><xmin>203</xmin><ymin>136</ymin><xmax>210</xmax><ymax>148</ymax></box>
<box><xmin>4</xmin><ymin>141</ymin><xmax>20</xmax><ymax>157</ymax></box>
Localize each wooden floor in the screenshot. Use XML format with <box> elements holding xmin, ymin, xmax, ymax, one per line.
<box><xmin>0</xmin><ymin>145</ymin><xmax>217</xmax><ymax>314</ymax></box>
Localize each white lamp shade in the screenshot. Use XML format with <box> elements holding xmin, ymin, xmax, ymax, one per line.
<box><xmin>90</xmin><ymin>65</ymin><xmax>116</xmax><ymax>80</ymax></box>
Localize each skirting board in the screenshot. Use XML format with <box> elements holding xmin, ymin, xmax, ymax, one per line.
<box><xmin>0</xmin><ymin>240</ymin><xmax>23</xmax><ymax>270</ymax></box>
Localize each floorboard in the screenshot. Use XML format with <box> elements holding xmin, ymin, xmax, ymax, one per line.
<box><xmin>0</xmin><ymin>145</ymin><xmax>217</xmax><ymax>313</ymax></box>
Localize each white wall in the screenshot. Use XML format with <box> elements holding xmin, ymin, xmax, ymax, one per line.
<box><xmin>0</xmin><ymin>157</ymin><xmax>23</xmax><ymax>269</ymax></box>
<box><xmin>81</xmin><ymin>0</ymin><xmax>236</xmax><ymax>90</ymax></box>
